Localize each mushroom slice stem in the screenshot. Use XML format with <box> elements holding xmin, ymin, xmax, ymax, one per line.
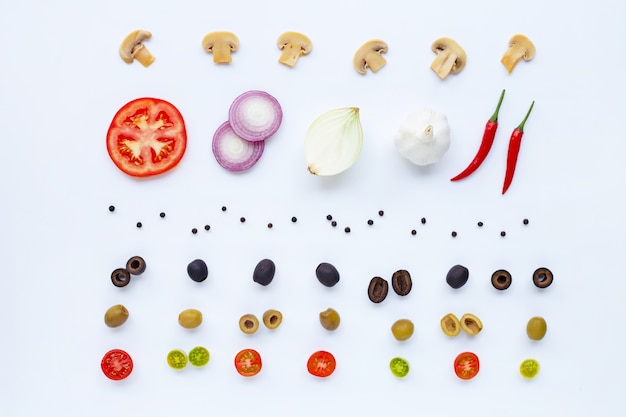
<box><xmin>133</xmin><ymin>44</ymin><xmax>156</xmax><ymax>67</ymax></box>
<box><xmin>279</xmin><ymin>44</ymin><xmax>302</xmax><ymax>67</ymax></box>
<box><xmin>501</xmin><ymin>35</ymin><xmax>535</xmax><ymax>73</ymax></box>
<box><xmin>212</xmin><ymin>43</ymin><xmax>234</xmax><ymax>63</ymax></box>
<box><xmin>363</xmin><ymin>50</ymin><xmax>387</xmax><ymax>73</ymax></box>
<box><xmin>202</xmin><ymin>32</ymin><xmax>239</xmax><ymax>64</ymax></box>
<box><xmin>119</xmin><ymin>29</ymin><xmax>155</xmax><ymax>67</ymax></box>
<box><xmin>430</xmin><ymin>52</ymin><xmax>459</xmax><ymax>80</ymax></box>
<box><xmin>353</xmin><ymin>40</ymin><xmax>388</xmax><ymax>74</ymax></box>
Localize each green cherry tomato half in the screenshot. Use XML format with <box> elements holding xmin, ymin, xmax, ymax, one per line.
<box><xmin>520</xmin><ymin>358</ymin><xmax>540</xmax><ymax>379</ymax></box>
<box><xmin>454</xmin><ymin>352</ymin><xmax>480</xmax><ymax>380</ymax></box>
<box><xmin>188</xmin><ymin>346</ymin><xmax>210</xmax><ymax>367</ymax></box>
<box><xmin>307</xmin><ymin>350</ymin><xmax>336</xmax><ymax>378</ymax></box>
<box><xmin>389</xmin><ymin>357</ymin><xmax>410</xmax><ymax>378</ymax></box>
<box><xmin>235</xmin><ymin>348</ymin><xmax>262</xmax><ymax>377</ymax></box>
<box><xmin>167</xmin><ymin>349</ymin><xmax>188</xmax><ymax>370</ymax></box>
<box><xmin>101</xmin><ymin>349</ymin><xmax>133</xmax><ymax>380</ymax></box>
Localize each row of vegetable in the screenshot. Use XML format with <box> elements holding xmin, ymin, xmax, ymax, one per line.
<box><xmin>119</xmin><ymin>29</ymin><xmax>535</xmax><ymax>78</ymax></box>
<box><xmin>106</xmin><ymin>89</ymin><xmax>534</xmax><ymax>194</ymax></box>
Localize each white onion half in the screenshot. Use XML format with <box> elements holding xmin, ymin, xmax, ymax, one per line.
<box><xmin>305</xmin><ymin>107</ymin><xmax>363</xmax><ymax>176</ymax></box>
<box><xmin>212</xmin><ymin>121</ymin><xmax>265</xmax><ymax>172</ymax></box>
<box><xmin>228</xmin><ymin>90</ymin><xmax>283</xmax><ymax>142</ymax></box>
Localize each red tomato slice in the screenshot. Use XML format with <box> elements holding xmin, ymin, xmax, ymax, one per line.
<box><xmin>454</xmin><ymin>352</ymin><xmax>479</xmax><ymax>380</ymax></box>
<box><xmin>101</xmin><ymin>349</ymin><xmax>133</xmax><ymax>380</ymax></box>
<box><xmin>106</xmin><ymin>97</ymin><xmax>187</xmax><ymax>177</ymax></box>
<box><xmin>234</xmin><ymin>348</ymin><xmax>262</xmax><ymax>377</ymax></box>
<box><xmin>307</xmin><ymin>350</ymin><xmax>336</xmax><ymax>378</ymax></box>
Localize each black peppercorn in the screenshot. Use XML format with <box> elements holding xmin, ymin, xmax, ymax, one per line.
<box><xmin>221</xmin><ymin>206</ymin><xmax>227</xmax><ymax>212</ymax></box>
<box><xmin>240</xmin><ymin>217</ymin><xmax>246</xmax><ymax>223</ymax></box>
<box><xmin>291</xmin><ymin>217</ymin><xmax>297</xmax><ymax>223</ymax></box>
<box><xmin>367</xmin><ymin>219</ymin><xmax>374</xmax><ymax>225</ymax></box>
<box><xmin>267</xmin><ymin>223</ymin><xmax>273</xmax><ymax>229</ymax></box>
<box><xmin>326</xmin><ymin>214</ymin><xmax>333</xmax><ymax>221</ymax></box>
<box><xmin>500</xmin><ymin>231</ymin><xmax>506</xmax><ymax>237</ymax></box>
<box><xmin>523</xmin><ymin>218</ymin><xmax>529</xmax><ymax>225</ymax></box>
<box><xmin>344</xmin><ymin>227</ymin><xmax>351</xmax><ymax>233</ymax></box>
<box><xmin>160</xmin><ymin>212</ymin><xmax>166</xmax><ymax>218</ymax></box>
<box><xmin>204</xmin><ymin>225</ymin><xmax>211</xmax><ymax>231</ymax></box>
<box><xmin>108</xmin><ymin>205</ymin><xmax>115</xmax><ymax>212</ymax></box>
<box><xmin>421</xmin><ymin>217</ymin><xmax>426</xmax><ymax>224</ymax></box>
<box><xmin>136</xmin><ymin>222</ymin><xmax>142</xmax><ymax>228</ymax></box>
<box><xmin>451</xmin><ymin>231</ymin><xmax>457</xmax><ymax>237</ymax></box>
<box><xmin>411</xmin><ymin>229</ymin><xmax>417</xmax><ymax>235</ymax></box>
<box><xmin>477</xmin><ymin>221</ymin><xmax>484</xmax><ymax>227</ymax></box>
<box><xmin>192</xmin><ymin>228</ymin><xmax>198</xmax><ymax>234</ymax></box>
<box><xmin>378</xmin><ymin>210</ymin><xmax>384</xmax><ymax>216</ymax></box>
<box><xmin>331</xmin><ymin>221</ymin><xmax>337</xmax><ymax>227</ymax></box>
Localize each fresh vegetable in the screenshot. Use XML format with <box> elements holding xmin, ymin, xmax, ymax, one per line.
<box><xmin>178</xmin><ymin>309</ymin><xmax>203</xmax><ymax>329</ymax></box>
<box><xmin>501</xmin><ymin>34</ymin><xmax>536</xmax><ymax>73</ymax></box>
<box><xmin>502</xmin><ymin>101</ymin><xmax>534</xmax><ymax>194</ymax></box>
<box><xmin>277</xmin><ymin>32</ymin><xmax>312</xmax><ymax>67</ymax></box>
<box><xmin>391</xmin><ymin>319</ymin><xmax>414</xmax><ymax>341</ymax></box>
<box><xmin>228</xmin><ymin>90</ymin><xmax>282</xmax><ymax>142</ymax></box>
<box><xmin>454</xmin><ymin>352</ymin><xmax>479</xmax><ymax>380</ymax></box>
<box><xmin>520</xmin><ymin>359</ymin><xmax>540</xmax><ymax>379</ymax></box>
<box><xmin>430</xmin><ymin>38</ymin><xmax>466</xmax><ymax>79</ymax></box>
<box><xmin>305</xmin><ymin>108</ymin><xmax>363</xmax><ymax>175</ymax></box>
<box><xmin>167</xmin><ymin>349</ymin><xmax>188</xmax><ymax>370</ymax></box>
<box><xmin>119</xmin><ymin>29</ymin><xmax>155</xmax><ymax>67</ymax></box>
<box><xmin>202</xmin><ymin>32</ymin><xmax>239</xmax><ymax>63</ymax></box>
<box><xmin>450</xmin><ymin>90</ymin><xmax>505</xmax><ymax>181</ymax></box>
<box><xmin>125</xmin><ymin>256</ymin><xmax>146</xmax><ymax>275</ymax></box>
<box><xmin>307</xmin><ymin>351</ymin><xmax>336</xmax><ymax>377</ymax></box>
<box><xmin>353</xmin><ymin>40</ymin><xmax>388</xmax><ymax>74</ymax></box>
<box><xmin>101</xmin><ymin>349</ymin><xmax>133</xmax><ymax>380</ymax></box>
<box><xmin>234</xmin><ymin>349</ymin><xmax>262</xmax><ymax>377</ymax></box>
<box><xmin>188</xmin><ymin>346</ymin><xmax>210</xmax><ymax>367</ymax></box>
<box><xmin>212</xmin><ymin>121</ymin><xmax>265</xmax><ymax>172</ymax></box>
<box><xmin>394</xmin><ymin>108</ymin><xmax>450</xmax><ymax>166</ymax></box>
<box><xmin>319</xmin><ymin>308</ymin><xmax>341</xmax><ymax>331</ymax></box>
<box><xmin>106</xmin><ymin>97</ymin><xmax>187</xmax><ymax>177</ymax></box>
<box><xmin>389</xmin><ymin>357</ymin><xmax>410</xmax><ymax>378</ymax></box>
<box><xmin>262</xmin><ymin>309</ymin><xmax>283</xmax><ymax>330</ymax></box>
<box><xmin>440</xmin><ymin>313</ymin><xmax>461</xmax><ymax>336</ymax></box>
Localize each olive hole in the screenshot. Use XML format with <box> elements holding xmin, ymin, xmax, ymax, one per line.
<box><xmin>116</xmin><ymin>273</ymin><xmax>127</xmax><ymax>282</ymax></box>
<box><xmin>269</xmin><ymin>315</ymin><xmax>278</xmax><ymax>325</ymax></box>
<box><xmin>465</xmin><ymin>319</ymin><xmax>479</xmax><ymax>332</ymax></box>
<box><xmin>131</xmin><ymin>260</ymin><xmax>140</xmax><ymax>269</ymax></box>
<box><xmin>244</xmin><ymin>320</ymin><xmax>254</xmax><ymax>329</ymax></box>
<box><xmin>497</xmin><ymin>275</ymin><xmax>507</xmax><ymax>284</ymax></box>
<box><xmin>537</xmin><ymin>273</ymin><xmax>546</xmax><ymax>282</ymax></box>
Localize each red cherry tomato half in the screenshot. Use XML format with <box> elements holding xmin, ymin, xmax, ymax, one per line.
<box><xmin>106</xmin><ymin>97</ymin><xmax>187</xmax><ymax>177</ymax></box>
<box><xmin>454</xmin><ymin>351</ymin><xmax>480</xmax><ymax>380</ymax></box>
<box><xmin>101</xmin><ymin>349</ymin><xmax>133</xmax><ymax>380</ymax></box>
<box><xmin>307</xmin><ymin>350</ymin><xmax>336</xmax><ymax>378</ymax></box>
<box><xmin>234</xmin><ymin>348</ymin><xmax>262</xmax><ymax>377</ymax></box>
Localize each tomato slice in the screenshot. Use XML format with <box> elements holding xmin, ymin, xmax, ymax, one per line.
<box><xmin>454</xmin><ymin>351</ymin><xmax>479</xmax><ymax>380</ymax></box>
<box><xmin>234</xmin><ymin>348</ymin><xmax>262</xmax><ymax>377</ymax></box>
<box><xmin>101</xmin><ymin>349</ymin><xmax>133</xmax><ymax>380</ymax></box>
<box><xmin>106</xmin><ymin>97</ymin><xmax>187</xmax><ymax>177</ymax></box>
<box><xmin>307</xmin><ymin>350</ymin><xmax>336</xmax><ymax>378</ymax></box>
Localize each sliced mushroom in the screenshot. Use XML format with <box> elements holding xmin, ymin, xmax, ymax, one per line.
<box><xmin>353</xmin><ymin>40</ymin><xmax>388</xmax><ymax>74</ymax></box>
<box><xmin>202</xmin><ymin>32</ymin><xmax>239</xmax><ymax>64</ymax></box>
<box><xmin>430</xmin><ymin>38</ymin><xmax>466</xmax><ymax>80</ymax></box>
<box><xmin>119</xmin><ymin>29</ymin><xmax>155</xmax><ymax>67</ymax></box>
<box><xmin>277</xmin><ymin>32</ymin><xmax>312</xmax><ymax>67</ymax></box>
<box><xmin>501</xmin><ymin>34</ymin><xmax>535</xmax><ymax>73</ymax></box>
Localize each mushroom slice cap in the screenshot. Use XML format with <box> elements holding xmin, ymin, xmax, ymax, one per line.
<box><xmin>509</xmin><ymin>34</ymin><xmax>536</xmax><ymax>60</ymax></box>
<box><xmin>353</xmin><ymin>39</ymin><xmax>388</xmax><ymax>74</ymax></box>
<box><xmin>119</xmin><ymin>29</ymin><xmax>154</xmax><ymax>65</ymax></box>
<box><xmin>431</xmin><ymin>37</ymin><xmax>466</xmax><ymax>74</ymax></box>
<box><xmin>276</xmin><ymin>31</ymin><xmax>312</xmax><ymax>67</ymax></box>
<box><xmin>202</xmin><ymin>31</ymin><xmax>240</xmax><ymax>63</ymax></box>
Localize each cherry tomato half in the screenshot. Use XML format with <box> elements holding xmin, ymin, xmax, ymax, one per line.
<box><xmin>454</xmin><ymin>351</ymin><xmax>479</xmax><ymax>380</ymax></box>
<box><xmin>234</xmin><ymin>348</ymin><xmax>262</xmax><ymax>377</ymax></box>
<box><xmin>307</xmin><ymin>350</ymin><xmax>336</xmax><ymax>378</ymax></box>
<box><xmin>101</xmin><ymin>349</ymin><xmax>133</xmax><ymax>380</ymax></box>
<box><xmin>106</xmin><ymin>97</ymin><xmax>187</xmax><ymax>177</ymax></box>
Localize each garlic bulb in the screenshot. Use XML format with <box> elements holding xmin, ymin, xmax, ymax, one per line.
<box><xmin>305</xmin><ymin>107</ymin><xmax>363</xmax><ymax>176</ymax></box>
<box><xmin>394</xmin><ymin>108</ymin><xmax>450</xmax><ymax>166</ymax></box>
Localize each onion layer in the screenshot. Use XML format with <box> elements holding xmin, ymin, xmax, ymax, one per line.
<box><xmin>212</xmin><ymin>121</ymin><xmax>265</xmax><ymax>172</ymax></box>
<box><xmin>228</xmin><ymin>90</ymin><xmax>283</xmax><ymax>142</ymax></box>
<box><xmin>305</xmin><ymin>107</ymin><xmax>363</xmax><ymax>176</ymax></box>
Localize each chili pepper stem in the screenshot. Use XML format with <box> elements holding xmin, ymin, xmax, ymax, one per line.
<box><xmin>515</xmin><ymin>101</ymin><xmax>535</xmax><ymax>132</ymax></box>
<box><xmin>489</xmin><ymin>89</ymin><xmax>506</xmax><ymax>123</ymax></box>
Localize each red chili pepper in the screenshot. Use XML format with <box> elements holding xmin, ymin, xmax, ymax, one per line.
<box><xmin>450</xmin><ymin>89</ymin><xmax>506</xmax><ymax>181</ymax></box>
<box><xmin>502</xmin><ymin>101</ymin><xmax>535</xmax><ymax>194</ymax></box>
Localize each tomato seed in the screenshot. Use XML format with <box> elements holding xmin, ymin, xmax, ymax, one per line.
<box><xmin>108</xmin><ymin>205</ymin><xmax>115</xmax><ymax>212</ymax></box>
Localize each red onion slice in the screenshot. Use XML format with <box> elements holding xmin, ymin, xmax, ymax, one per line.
<box><xmin>228</xmin><ymin>90</ymin><xmax>282</xmax><ymax>142</ymax></box>
<box><xmin>212</xmin><ymin>121</ymin><xmax>265</xmax><ymax>172</ymax></box>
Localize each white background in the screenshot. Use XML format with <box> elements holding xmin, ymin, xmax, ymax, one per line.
<box><xmin>2</xmin><ymin>0</ymin><xmax>625</xmax><ymax>416</ymax></box>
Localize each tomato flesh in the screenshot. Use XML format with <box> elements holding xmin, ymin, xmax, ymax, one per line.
<box><xmin>101</xmin><ymin>349</ymin><xmax>133</xmax><ymax>380</ymax></box>
<box><xmin>454</xmin><ymin>352</ymin><xmax>479</xmax><ymax>380</ymax></box>
<box><xmin>307</xmin><ymin>350</ymin><xmax>336</xmax><ymax>378</ymax></box>
<box><xmin>234</xmin><ymin>348</ymin><xmax>262</xmax><ymax>377</ymax></box>
<box><xmin>106</xmin><ymin>97</ymin><xmax>187</xmax><ymax>177</ymax></box>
